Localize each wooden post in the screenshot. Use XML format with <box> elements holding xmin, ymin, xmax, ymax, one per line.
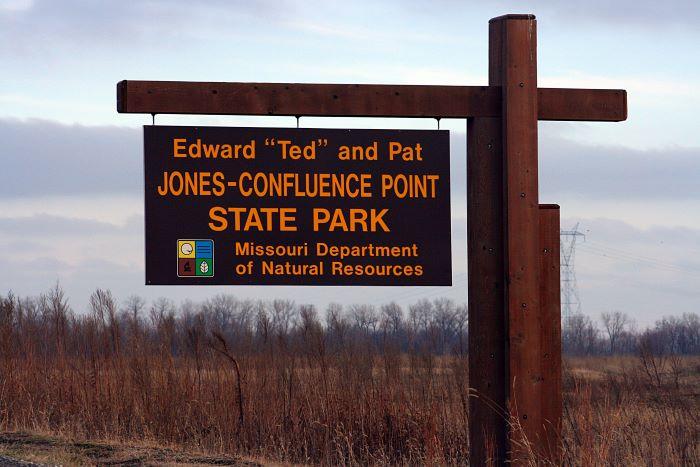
<box><xmin>539</xmin><ymin>204</ymin><xmax>562</xmax><ymax>462</ymax></box>
<box><xmin>468</xmin><ymin>14</ymin><xmax>546</xmax><ymax>464</ymax></box>
<box><xmin>468</xmin><ymin>116</ymin><xmax>507</xmax><ymax>463</ymax></box>
<box><xmin>492</xmin><ymin>14</ymin><xmax>544</xmax><ymax>459</ymax></box>
<box><xmin>492</xmin><ymin>15</ymin><xmax>544</xmax><ymax>459</ymax></box>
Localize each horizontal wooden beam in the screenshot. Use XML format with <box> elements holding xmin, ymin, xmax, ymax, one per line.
<box><xmin>538</xmin><ymin>87</ymin><xmax>626</xmax><ymax>122</ymax></box>
<box><xmin>117</xmin><ymin>80</ymin><xmax>627</xmax><ymax>122</ymax></box>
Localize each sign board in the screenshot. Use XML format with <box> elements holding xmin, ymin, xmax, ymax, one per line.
<box><xmin>144</xmin><ymin>126</ymin><xmax>451</xmax><ymax>285</ymax></box>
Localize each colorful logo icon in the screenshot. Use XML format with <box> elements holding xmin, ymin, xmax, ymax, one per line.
<box><xmin>178</xmin><ymin>239</ymin><xmax>214</xmax><ymax>277</ymax></box>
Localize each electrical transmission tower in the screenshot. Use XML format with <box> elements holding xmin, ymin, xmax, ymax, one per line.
<box><xmin>560</xmin><ymin>223</ymin><xmax>585</xmax><ymax>320</ymax></box>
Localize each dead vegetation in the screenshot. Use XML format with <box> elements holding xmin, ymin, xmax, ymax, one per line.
<box><xmin>0</xmin><ymin>432</ymin><xmax>260</xmax><ymax>466</ymax></box>
<box><xmin>563</xmin><ymin>356</ymin><xmax>700</xmax><ymax>465</ymax></box>
<box><xmin>0</xmin><ymin>287</ymin><xmax>698</xmax><ymax>465</ymax></box>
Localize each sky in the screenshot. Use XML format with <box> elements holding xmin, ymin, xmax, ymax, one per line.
<box><xmin>1</xmin><ymin>0</ymin><xmax>699</xmax><ymax>326</ymax></box>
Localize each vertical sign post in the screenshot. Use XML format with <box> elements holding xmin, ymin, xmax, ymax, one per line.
<box><xmin>469</xmin><ymin>15</ymin><xmax>559</xmax><ymax>463</ymax></box>
<box><xmin>496</xmin><ymin>14</ymin><xmax>543</xmax><ymax>457</ymax></box>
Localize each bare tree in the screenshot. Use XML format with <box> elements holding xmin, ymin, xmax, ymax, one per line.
<box><xmin>325</xmin><ymin>303</ymin><xmax>348</xmax><ymax>351</ymax></box>
<box><xmin>454</xmin><ymin>303</ymin><xmax>468</xmax><ymax>356</ymax></box>
<box><xmin>42</xmin><ymin>282</ymin><xmax>71</xmax><ymax>355</ymax></box>
<box><xmin>380</xmin><ymin>302</ymin><xmax>403</xmax><ymax>336</ymax></box>
<box><xmin>432</xmin><ymin>298</ymin><xmax>457</xmax><ymax>354</ymax></box>
<box><xmin>682</xmin><ymin>313</ymin><xmax>700</xmax><ymax>353</ymax></box>
<box><xmin>601</xmin><ymin>311</ymin><xmax>632</xmax><ymax>355</ymax></box>
<box><xmin>408</xmin><ymin>299</ymin><xmax>433</xmax><ymax>339</ymax></box>
<box><xmin>201</xmin><ymin>294</ymin><xmax>237</xmax><ymax>332</ymax></box>
<box><xmin>121</xmin><ymin>295</ymin><xmax>145</xmax><ymax>322</ymax></box>
<box><xmin>89</xmin><ymin>288</ymin><xmax>121</xmax><ymax>356</ymax></box>
<box><xmin>271</xmin><ymin>299</ymin><xmax>297</xmax><ymax>336</ymax></box>
<box><xmin>255</xmin><ymin>300</ymin><xmax>272</xmax><ymax>346</ymax></box>
<box><xmin>149</xmin><ymin>297</ymin><xmax>177</xmax><ymax>354</ymax></box>
<box><xmin>349</xmin><ymin>304</ymin><xmax>378</xmax><ymax>334</ymax></box>
<box><xmin>562</xmin><ymin>314</ymin><xmax>599</xmax><ymax>355</ymax></box>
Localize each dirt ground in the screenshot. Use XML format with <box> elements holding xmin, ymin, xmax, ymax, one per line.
<box><xmin>0</xmin><ymin>432</ymin><xmax>264</xmax><ymax>466</ymax></box>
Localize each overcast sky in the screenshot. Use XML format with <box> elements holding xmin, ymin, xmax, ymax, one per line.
<box><xmin>1</xmin><ymin>0</ymin><xmax>699</xmax><ymax>326</ymax></box>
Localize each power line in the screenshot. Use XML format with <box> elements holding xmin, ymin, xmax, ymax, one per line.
<box><xmin>581</xmin><ymin>241</ymin><xmax>700</xmax><ymax>275</ymax></box>
<box><xmin>577</xmin><ymin>244</ymin><xmax>700</xmax><ymax>277</ymax></box>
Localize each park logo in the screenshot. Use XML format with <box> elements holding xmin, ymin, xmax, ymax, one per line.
<box><xmin>177</xmin><ymin>239</ymin><xmax>214</xmax><ymax>277</ymax></box>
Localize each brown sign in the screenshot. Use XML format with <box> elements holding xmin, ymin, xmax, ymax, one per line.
<box><xmin>144</xmin><ymin>126</ymin><xmax>451</xmax><ymax>286</ymax></box>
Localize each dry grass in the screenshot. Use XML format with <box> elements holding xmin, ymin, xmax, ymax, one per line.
<box><xmin>0</xmin><ymin>353</ymin><xmax>470</xmax><ymax>465</ymax></box>
<box><xmin>562</xmin><ymin>356</ymin><xmax>700</xmax><ymax>465</ymax></box>
<box><xmin>0</xmin><ymin>290</ymin><xmax>698</xmax><ymax>465</ymax></box>
<box><xmin>1</xmin><ymin>354</ymin><xmax>698</xmax><ymax>465</ymax></box>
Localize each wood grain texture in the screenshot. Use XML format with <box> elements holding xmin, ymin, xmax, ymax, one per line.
<box><xmin>492</xmin><ymin>15</ymin><xmax>544</xmax><ymax>461</ymax></box>
<box><xmin>539</xmin><ymin>204</ymin><xmax>562</xmax><ymax>463</ymax></box>
<box><xmin>467</xmin><ymin>116</ymin><xmax>506</xmax><ymax>464</ymax></box>
<box><xmin>117</xmin><ymin>81</ymin><xmax>626</xmax><ymax>121</ymax></box>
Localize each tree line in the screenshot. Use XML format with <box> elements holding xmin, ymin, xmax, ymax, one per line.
<box><xmin>1</xmin><ymin>285</ymin><xmax>698</xmax><ymax>359</ymax></box>
<box><xmin>563</xmin><ymin>310</ymin><xmax>700</xmax><ymax>356</ymax></box>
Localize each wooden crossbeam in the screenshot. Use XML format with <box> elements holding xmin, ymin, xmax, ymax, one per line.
<box><xmin>117</xmin><ymin>80</ymin><xmax>627</xmax><ymax>122</ymax></box>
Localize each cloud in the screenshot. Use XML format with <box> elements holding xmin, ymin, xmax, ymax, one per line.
<box><xmin>0</xmin><ymin>0</ymin><xmax>291</xmax><ymax>56</ymax></box>
<box><xmin>539</xmin><ymin>134</ymin><xmax>700</xmax><ymax>201</ymax></box>
<box><xmin>535</xmin><ymin>0</ymin><xmax>700</xmax><ymax>28</ymax></box>
<box><xmin>0</xmin><ymin>213</ymin><xmax>143</xmax><ymax>267</ymax></box>
<box><xmin>0</xmin><ymin>0</ymin><xmax>32</xmax><ymax>12</ymax></box>
<box><xmin>0</xmin><ymin>213</ymin><xmax>140</xmax><ymax>236</ymax></box>
<box><xmin>3</xmin><ymin>0</ymin><xmax>698</xmax><ymax>62</ymax></box>
<box><xmin>0</xmin><ymin>118</ymin><xmax>140</xmax><ymax>197</ymax></box>
<box><xmin>562</xmin><ymin>216</ymin><xmax>700</xmax><ymax>323</ymax></box>
<box><xmin>0</xmin><ymin>118</ymin><xmax>697</xmax><ymax>324</ymax></box>
<box><xmin>2</xmin><ymin>118</ymin><xmax>698</xmax><ymax>204</ymax></box>
<box><xmin>464</xmin><ymin>0</ymin><xmax>700</xmax><ymax>29</ymax></box>
<box><xmin>1</xmin><ymin>209</ymin><xmax>696</xmax><ymax>325</ymax></box>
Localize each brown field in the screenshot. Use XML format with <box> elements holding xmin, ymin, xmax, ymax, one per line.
<box><xmin>1</xmin><ymin>290</ymin><xmax>698</xmax><ymax>465</ymax></box>
<box><xmin>1</xmin><ymin>352</ymin><xmax>698</xmax><ymax>465</ymax></box>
